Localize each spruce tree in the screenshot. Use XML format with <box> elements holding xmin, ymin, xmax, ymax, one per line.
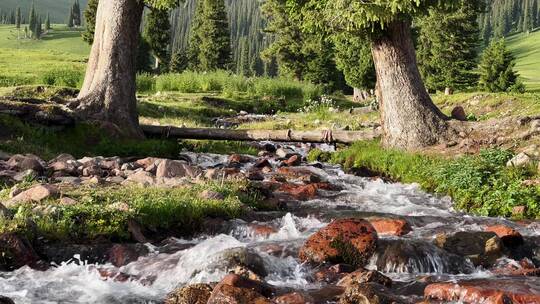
<box><xmin>45</xmin><ymin>13</ymin><xmax>51</xmax><ymax>30</ymax></box>
<box><xmin>417</xmin><ymin>0</ymin><xmax>483</xmax><ymax>92</ymax></box>
<box><xmin>34</xmin><ymin>16</ymin><xmax>42</xmax><ymax>39</ymax></box>
<box><xmin>196</xmin><ymin>0</ymin><xmax>233</xmax><ymax>71</ymax></box>
<box><xmin>15</xmin><ymin>7</ymin><xmax>21</xmax><ymax>29</ymax></box>
<box><xmin>82</xmin><ymin>0</ymin><xmax>98</xmax><ymax>45</ymax></box>
<box><xmin>143</xmin><ymin>8</ymin><xmax>171</xmax><ymax>71</ymax></box>
<box><xmin>479</xmin><ymin>39</ymin><xmax>523</xmax><ymax>92</ymax></box>
<box><xmin>72</xmin><ymin>0</ymin><xmax>81</xmax><ymax>26</ymax></box>
<box><xmin>68</xmin><ymin>7</ymin><xmax>74</xmax><ymax>28</ymax></box>
<box><xmin>137</xmin><ymin>35</ymin><xmax>153</xmax><ymax>73</ymax></box>
<box><xmin>29</xmin><ymin>2</ymin><xmax>36</xmax><ymax>35</ymax></box>
<box><xmin>186</xmin><ymin>0</ymin><xmax>204</xmax><ymax>70</ymax></box>
<box><xmin>523</xmin><ymin>0</ymin><xmax>533</xmax><ymax>33</ymax></box>
<box><xmin>532</xmin><ymin>0</ymin><xmax>539</xmax><ymax>27</ymax></box>
<box><xmin>334</xmin><ymin>33</ymin><xmax>375</xmax><ymax>92</ymax></box>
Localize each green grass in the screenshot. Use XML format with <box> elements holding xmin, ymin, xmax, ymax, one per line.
<box><xmin>0</xmin><ymin>1</ymin><xmax>88</xmax><ymax>24</ymax></box>
<box><xmin>0</xmin><ymin>180</ymin><xmax>265</xmax><ymax>241</ymax></box>
<box><xmin>0</xmin><ymin>25</ymin><xmax>89</xmax><ymax>87</ymax></box>
<box><xmin>314</xmin><ymin>141</ymin><xmax>540</xmax><ymax>219</ymax></box>
<box><xmin>507</xmin><ymin>30</ymin><xmax>540</xmax><ymax>93</ymax></box>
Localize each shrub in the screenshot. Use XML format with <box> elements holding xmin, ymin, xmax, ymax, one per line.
<box><xmin>40</xmin><ymin>68</ymin><xmax>84</xmax><ymax>88</ymax></box>
<box><xmin>136</xmin><ymin>73</ymin><xmax>156</xmax><ymax>93</ymax></box>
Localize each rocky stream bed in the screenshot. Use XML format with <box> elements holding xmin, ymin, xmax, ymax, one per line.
<box><xmin>0</xmin><ymin>143</ymin><xmax>539</xmax><ymax>304</ymax></box>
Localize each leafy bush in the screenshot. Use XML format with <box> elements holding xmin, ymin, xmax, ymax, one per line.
<box><xmin>136</xmin><ymin>73</ymin><xmax>155</xmax><ymax>92</ymax></box>
<box><xmin>326</xmin><ymin>141</ymin><xmax>540</xmax><ymax>219</ymax></box>
<box><xmin>40</xmin><ymin>68</ymin><xmax>84</xmax><ymax>88</ymax></box>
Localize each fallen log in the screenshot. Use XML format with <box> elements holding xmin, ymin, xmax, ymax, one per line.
<box><xmin>141</xmin><ymin>125</ymin><xmax>380</xmax><ymax>144</ymax></box>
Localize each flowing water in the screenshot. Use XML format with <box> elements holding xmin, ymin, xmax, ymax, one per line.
<box><xmin>1</xmin><ymin>147</ymin><xmax>539</xmax><ymax>303</ymax></box>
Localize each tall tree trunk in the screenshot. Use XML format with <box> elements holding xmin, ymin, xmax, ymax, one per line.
<box><xmin>371</xmin><ymin>20</ymin><xmax>449</xmax><ymax>150</ymax></box>
<box><xmin>72</xmin><ymin>0</ymin><xmax>144</xmax><ymax>138</ymax></box>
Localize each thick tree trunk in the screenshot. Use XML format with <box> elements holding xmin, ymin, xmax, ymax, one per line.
<box><xmin>72</xmin><ymin>0</ymin><xmax>144</xmax><ymax>138</ymax></box>
<box><xmin>371</xmin><ymin>20</ymin><xmax>449</xmax><ymax>150</ymax></box>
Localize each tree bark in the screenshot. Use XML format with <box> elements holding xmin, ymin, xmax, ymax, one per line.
<box><xmin>72</xmin><ymin>0</ymin><xmax>145</xmax><ymax>138</ymax></box>
<box><xmin>371</xmin><ymin>20</ymin><xmax>449</xmax><ymax>150</ymax></box>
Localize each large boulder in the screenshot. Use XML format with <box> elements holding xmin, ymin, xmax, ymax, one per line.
<box><xmin>165</xmin><ymin>283</ymin><xmax>213</xmax><ymax>304</ymax></box>
<box><xmin>207</xmin><ymin>247</ymin><xmax>268</xmax><ymax>278</ymax></box>
<box><xmin>299</xmin><ymin>218</ymin><xmax>377</xmax><ymax>268</ymax></box>
<box><xmin>485</xmin><ymin>224</ymin><xmax>524</xmax><ymax>248</ymax></box>
<box><xmin>123</xmin><ymin>171</ymin><xmax>156</xmax><ymax>187</ymax></box>
<box><xmin>156</xmin><ymin>160</ymin><xmax>201</xmax><ymax>179</ymax></box>
<box><xmin>5</xmin><ymin>184</ymin><xmax>59</xmax><ymax>207</ymax></box>
<box><xmin>207</xmin><ymin>274</ymin><xmax>274</xmax><ymax>304</ymax></box>
<box><xmin>6</xmin><ymin>154</ymin><xmax>44</xmax><ymax>173</ymax></box>
<box><xmin>424</xmin><ymin>279</ymin><xmax>540</xmax><ymax>304</ymax></box>
<box><xmin>435</xmin><ymin>231</ymin><xmax>503</xmax><ymax>267</ymax></box>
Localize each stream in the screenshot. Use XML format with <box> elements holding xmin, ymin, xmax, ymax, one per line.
<box><xmin>1</xmin><ymin>145</ymin><xmax>539</xmax><ymax>303</ymax></box>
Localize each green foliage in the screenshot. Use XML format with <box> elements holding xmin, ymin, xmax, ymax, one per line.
<box><xmin>328</xmin><ymin>141</ymin><xmax>540</xmax><ymax>219</ymax></box>
<box><xmin>82</xmin><ymin>0</ymin><xmax>97</xmax><ymax>44</ymax></box>
<box><xmin>40</xmin><ymin>68</ymin><xmax>83</xmax><ymax>87</ymax></box>
<box><xmin>479</xmin><ymin>39</ymin><xmax>524</xmax><ymax>93</ymax></box>
<box><xmin>149</xmin><ymin>70</ymin><xmax>322</xmax><ymax>101</ymax></box>
<box><xmin>1</xmin><ymin>181</ymin><xmax>263</xmax><ymax>240</ymax></box>
<box><xmin>190</xmin><ymin>0</ymin><xmax>233</xmax><ymax>71</ymax></box>
<box><xmin>333</xmin><ymin>33</ymin><xmax>375</xmax><ymax>90</ymax></box>
<box><xmin>136</xmin><ymin>73</ymin><xmax>156</xmax><ymax>92</ymax></box>
<box><xmin>417</xmin><ymin>0</ymin><xmax>483</xmax><ymax>92</ymax></box>
<box><xmin>0</xmin><ymin>115</ymin><xmax>179</xmax><ymax>160</ymax></box>
<box><xmin>137</xmin><ymin>35</ymin><xmax>153</xmax><ymax>73</ymax></box>
<box><xmin>144</xmin><ymin>8</ymin><xmax>171</xmax><ymax>70</ymax></box>
<box><xmin>170</xmin><ymin>49</ymin><xmax>189</xmax><ymax>73</ymax></box>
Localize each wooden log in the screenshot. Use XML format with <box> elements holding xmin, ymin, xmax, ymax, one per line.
<box><xmin>141</xmin><ymin>125</ymin><xmax>379</xmax><ymax>144</ymax></box>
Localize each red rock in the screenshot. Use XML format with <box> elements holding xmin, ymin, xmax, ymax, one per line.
<box><xmin>314</xmin><ymin>264</ymin><xmax>355</xmax><ymax>283</ymax></box>
<box><xmin>228</xmin><ymin>154</ymin><xmax>252</xmax><ymax>164</ymax></box>
<box><xmin>156</xmin><ymin>160</ymin><xmax>200</xmax><ymax>179</ymax></box>
<box><xmin>254</xmin><ymin>158</ymin><xmax>272</xmax><ymax>169</ymax></box>
<box><xmin>485</xmin><ymin>225</ymin><xmax>524</xmax><ymax>247</ymax></box>
<box><xmin>284</xmin><ymin>155</ymin><xmax>301</xmax><ymax>166</ymax></box>
<box><xmin>273</xmin><ymin>292</ymin><xmax>315</xmax><ymax>304</ymax></box>
<box><xmin>277</xmin><ymin>167</ymin><xmax>321</xmax><ymax>183</ymax></box>
<box><xmin>249</xmin><ymin>224</ymin><xmax>278</xmax><ymax>238</ymax></box>
<box><xmin>512</xmin><ymin>206</ymin><xmax>527</xmax><ymax>216</ymax></box>
<box><xmin>424</xmin><ymin>279</ymin><xmax>540</xmax><ymax>304</ymax></box>
<box><xmin>336</xmin><ymin>269</ymin><xmax>392</xmax><ymax>289</ymax></box>
<box><xmin>207</xmin><ymin>274</ymin><xmax>274</xmax><ymax>304</ymax></box>
<box><xmin>278</xmin><ymin>183</ymin><xmax>334</xmax><ymax>201</ymax></box>
<box><xmin>7</xmin><ymin>184</ymin><xmax>59</xmax><ymax>206</ymax></box>
<box><xmin>492</xmin><ymin>259</ymin><xmax>540</xmax><ymax>277</ymax></box>
<box><xmin>369</xmin><ymin>218</ymin><xmax>412</xmax><ymax>236</ymax></box>
<box><xmin>298</xmin><ymin>218</ymin><xmax>377</xmax><ymax>267</ymax></box>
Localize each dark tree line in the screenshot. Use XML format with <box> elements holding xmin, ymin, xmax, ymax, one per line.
<box><xmin>480</xmin><ymin>0</ymin><xmax>540</xmax><ymax>44</ymax></box>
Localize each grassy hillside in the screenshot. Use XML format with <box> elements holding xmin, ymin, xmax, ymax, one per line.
<box><xmin>0</xmin><ymin>25</ymin><xmax>89</xmax><ymax>87</ymax></box>
<box><xmin>507</xmin><ymin>30</ymin><xmax>540</xmax><ymax>93</ymax></box>
<box><xmin>0</xmin><ymin>0</ymin><xmax>88</xmax><ymax>24</ymax></box>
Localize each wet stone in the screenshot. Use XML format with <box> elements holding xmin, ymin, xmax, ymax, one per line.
<box><xmin>165</xmin><ymin>283</ymin><xmax>213</xmax><ymax>304</ymax></box>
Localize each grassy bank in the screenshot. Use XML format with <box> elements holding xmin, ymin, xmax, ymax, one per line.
<box><xmin>0</xmin><ymin>114</ymin><xmax>257</xmax><ymax>160</ymax></box>
<box><xmin>310</xmin><ymin>141</ymin><xmax>540</xmax><ymax>219</ymax></box>
<box><xmin>0</xmin><ymin>181</ymin><xmax>264</xmax><ymax>241</ymax></box>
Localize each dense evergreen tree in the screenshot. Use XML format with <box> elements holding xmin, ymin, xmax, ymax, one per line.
<box><xmin>82</xmin><ymin>0</ymin><xmax>98</xmax><ymax>44</ymax></box>
<box><xmin>480</xmin><ymin>0</ymin><xmax>539</xmax><ymax>43</ymax></box>
<box><xmin>72</xmin><ymin>0</ymin><xmax>82</xmax><ymax>26</ymax></box>
<box><xmin>67</xmin><ymin>7</ymin><xmax>74</xmax><ymax>28</ymax></box>
<box><xmin>15</xmin><ymin>7</ymin><xmax>21</xmax><ymax>29</ymax></box>
<box><xmin>34</xmin><ymin>16</ymin><xmax>42</xmax><ymax>39</ymax></box>
<box><xmin>333</xmin><ymin>34</ymin><xmax>375</xmax><ymax>92</ymax></box>
<box><xmin>45</xmin><ymin>13</ymin><xmax>51</xmax><ymax>30</ymax></box>
<box><xmin>191</xmin><ymin>0</ymin><xmax>233</xmax><ymax>71</ymax></box>
<box><xmin>143</xmin><ymin>8</ymin><xmax>171</xmax><ymax>71</ymax></box>
<box><xmin>29</xmin><ymin>2</ymin><xmax>36</xmax><ymax>34</ymax></box>
<box><xmin>171</xmin><ymin>0</ymin><xmax>269</xmax><ymax>76</ymax></box>
<box><xmin>170</xmin><ymin>50</ymin><xmax>189</xmax><ymax>73</ymax></box>
<box><xmin>478</xmin><ymin>39</ymin><xmax>523</xmax><ymax>92</ymax></box>
<box><xmin>417</xmin><ymin>0</ymin><xmax>483</xmax><ymax>92</ymax></box>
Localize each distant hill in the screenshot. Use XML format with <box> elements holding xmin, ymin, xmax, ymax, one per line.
<box><xmin>507</xmin><ymin>29</ymin><xmax>540</xmax><ymax>92</ymax></box>
<box><xmin>0</xmin><ymin>0</ymin><xmax>88</xmax><ymax>24</ymax></box>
